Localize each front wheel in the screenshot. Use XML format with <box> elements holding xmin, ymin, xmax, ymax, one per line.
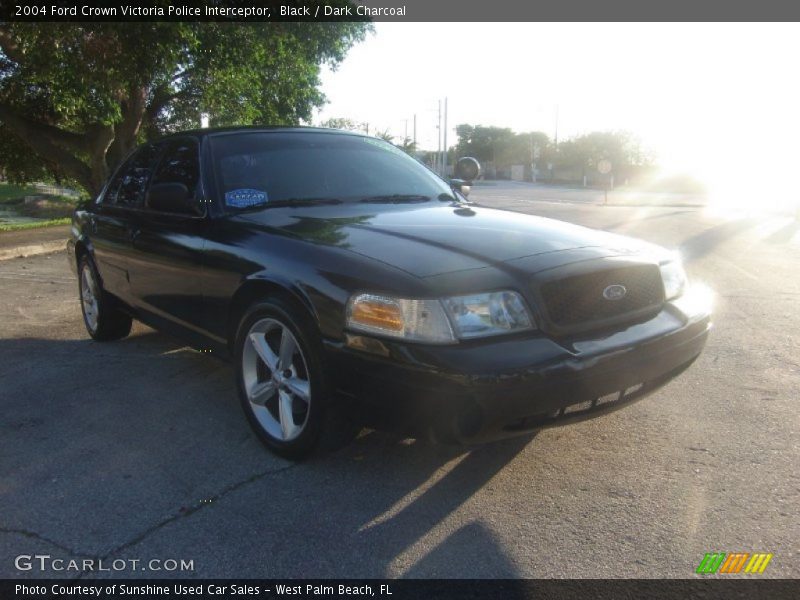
<box><xmin>78</xmin><ymin>256</ymin><xmax>132</xmax><ymax>341</ymax></box>
<box><xmin>235</xmin><ymin>299</ymin><xmax>359</xmax><ymax>459</ymax></box>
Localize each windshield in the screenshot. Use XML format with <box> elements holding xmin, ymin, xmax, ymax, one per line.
<box><xmin>210</xmin><ymin>131</ymin><xmax>454</xmax><ymax>210</ymax></box>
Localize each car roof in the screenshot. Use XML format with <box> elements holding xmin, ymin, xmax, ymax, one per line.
<box><xmin>154</xmin><ymin>125</ymin><xmax>367</xmax><ymax>142</ymax></box>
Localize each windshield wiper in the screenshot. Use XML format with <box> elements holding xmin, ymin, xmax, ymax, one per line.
<box><xmin>359</xmin><ymin>194</ymin><xmax>432</xmax><ymax>204</ymax></box>
<box><xmin>234</xmin><ymin>197</ymin><xmax>343</xmax><ymax>212</ymax></box>
<box><xmin>277</xmin><ymin>197</ymin><xmax>343</xmax><ymax>206</ymax></box>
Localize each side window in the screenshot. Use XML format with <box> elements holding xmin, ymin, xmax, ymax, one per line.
<box><xmin>148</xmin><ymin>139</ymin><xmax>200</xmax><ymax>213</ymax></box>
<box><xmin>104</xmin><ymin>144</ymin><xmax>162</xmax><ymax>207</ymax></box>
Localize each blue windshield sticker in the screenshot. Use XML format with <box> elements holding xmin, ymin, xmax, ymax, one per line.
<box><xmin>225</xmin><ymin>188</ymin><xmax>268</xmax><ymax>208</ymax></box>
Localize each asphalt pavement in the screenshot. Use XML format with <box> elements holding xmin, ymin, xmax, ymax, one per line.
<box><xmin>1</xmin><ymin>182</ymin><xmax>798</xmax><ymax>578</ymax></box>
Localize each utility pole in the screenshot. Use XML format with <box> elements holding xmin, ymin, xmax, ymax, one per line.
<box><xmin>437</xmin><ymin>100</ymin><xmax>442</xmax><ymax>175</ymax></box>
<box><xmin>443</xmin><ymin>97</ymin><xmax>448</xmax><ymax>177</ymax></box>
<box><xmin>413</xmin><ymin>114</ymin><xmax>417</xmax><ymax>146</ymax></box>
<box><xmin>530</xmin><ymin>133</ymin><xmax>536</xmax><ymax>183</ymax></box>
<box><xmin>554</xmin><ymin>104</ymin><xmax>559</xmax><ymax>151</ymax></box>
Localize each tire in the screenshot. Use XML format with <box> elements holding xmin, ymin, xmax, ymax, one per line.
<box><xmin>234</xmin><ymin>298</ymin><xmax>360</xmax><ymax>460</ymax></box>
<box><xmin>78</xmin><ymin>255</ymin><xmax>132</xmax><ymax>342</ymax></box>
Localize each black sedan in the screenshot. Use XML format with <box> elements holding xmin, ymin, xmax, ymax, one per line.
<box><xmin>67</xmin><ymin>127</ymin><xmax>712</xmax><ymax>459</ymax></box>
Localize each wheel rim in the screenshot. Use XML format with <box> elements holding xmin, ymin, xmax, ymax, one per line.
<box><xmin>242</xmin><ymin>318</ymin><xmax>311</xmax><ymax>442</ymax></box>
<box><xmin>80</xmin><ymin>264</ymin><xmax>99</xmax><ymax>333</ymax></box>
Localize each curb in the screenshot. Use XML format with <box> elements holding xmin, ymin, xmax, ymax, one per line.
<box><xmin>0</xmin><ymin>240</ymin><xmax>65</xmax><ymax>261</ymax></box>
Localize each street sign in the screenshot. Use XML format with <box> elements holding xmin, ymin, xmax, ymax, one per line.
<box><xmin>597</xmin><ymin>159</ymin><xmax>612</xmax><ymax>174</ymax></box>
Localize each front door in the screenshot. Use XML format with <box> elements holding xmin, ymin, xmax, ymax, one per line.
<box><xmin>91</xmin><ymin>144</ymin><xmax>162</xmax><ymax>302</ymax></box>
<box><xmin>127</xmin><ymin>138</ymin><xmax>208</xmax><ymax>337</ymax></box>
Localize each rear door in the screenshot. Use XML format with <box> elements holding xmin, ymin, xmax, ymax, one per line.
<box><xmin>127</xmin><ymin>138</ymin><xmax>208</xmax><ymax>336</ymax></box>
<box><xmin>91</xmin><ymin>144</ymin><xmax>162</xmax><ymax>302</ymax></box>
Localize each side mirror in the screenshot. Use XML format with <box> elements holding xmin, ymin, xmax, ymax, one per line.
<box><xmin>146</xmin><ymin>182</ymin><xmax>198</xmax><ymax>215</ymax></box>
<box><xmin>449</xmin><ymin>178</ymin><xmax>471</xmax><ymax>198</ymax></box>
<box><xmin>455</xmin><ymin>157</ymin><xmax>481</xmax><ymax>182</ymax></box>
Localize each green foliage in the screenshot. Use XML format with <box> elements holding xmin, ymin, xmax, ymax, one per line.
<box><xmin>0</xmin><ymin>182</ymin><xmax>38</xmax><ymax>203</ymax></box>
<box><xmin>454</xmin><ymin>125</ymin><xmax>549</xmax><ymax>165</ymax></box>
<box><xmin>455</xmin><ymin>125</ymin><xmax>517</xmax><ymax>163</ymax></box>
<box><xmin>0</xmin><ymin>15</ymin><xmax>371</xmax><ymax>195</ymax></box>
<box><xmin>556</xmin><ymin>131</ymin><xmax>652</xmax><ymax>173</ymax></box>
<box><xmin>318</xmin><ymin>117</ymin><xmax>366</xmax><ymax>132</ymax></box>
<box><xmin>396</xmin><ymin>137</ymin><xmax>417</xmax><ymax>155</ymax></box>
<box><xmin>15</xmin><ymin>197</ymin><xmax>77</xmax><ymax>219</ymax></box>
<box><xmin>0</xmin><ymin>217</ymin><xmax>70</xmax><ymax>232</ymax></box>
<box><xmin>454</xmin><ymin>123</ymin><xmax>651</xmax><ymax>175</ymax></box>
<box><xmin>375</xmin><ymin>129</ymin><xmax>394</xmax><ymax>143</ymax></box>
<box><xmin>0</xmin><ymin>133</ymin><xmax>58</xmax><ymax>185</ymax></box>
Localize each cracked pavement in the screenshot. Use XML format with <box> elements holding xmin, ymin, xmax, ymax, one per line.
<box><xmin>1</xmin><ymin>183</ymin><xmax>798</xmax><ymax>578</ymax></box>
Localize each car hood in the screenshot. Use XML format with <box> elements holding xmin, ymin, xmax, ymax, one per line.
<box><xmin>240</xmin><ymin>203</ymin><xmax>669</xmax><ymax>278</ymax></box>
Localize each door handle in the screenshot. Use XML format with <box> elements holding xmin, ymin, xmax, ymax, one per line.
<box><xmin>89</xmin><ymin>218</ymin><xmax>97</xmax><ymax>234</ymax></box>
<box><xmin>128</xmin><ymin>228</ymin><xmax>140</xmax><ymax>242</ymax></box>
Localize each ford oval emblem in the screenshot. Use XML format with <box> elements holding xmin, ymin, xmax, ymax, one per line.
<box><xmin>603</xmin><ymin>284</ymin><xmax>627</xmax><ymax>301</ymax></box>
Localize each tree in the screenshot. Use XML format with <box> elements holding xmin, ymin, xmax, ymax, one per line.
<box><xmin>454</xmin><ymin>124</ymin><xmax>516</xmax><ymax>164</ymax></box>
<box><xmin>318</xmin><ymin>117</ymin><xmax>365</xmax><ymax>132</ymax></box>
<box><xmin>0</xmin><ymin>17</ymin><xmax>370</xmax><ymax>196</ymax></box>
<box><xmin>455</xmin><ymin>124</ymin><xmax>551</xmax><ymax>168</ymax></box>
<box><xmin>555</xmin><ymin>131</ymin><xmax>652</xmax><ymax>176</ymax></box>
<box><xmin>397</xmin><ymin>137</ymin><xmax>417</xmax><ymax>155</ymax></box>
<box><xmin>374</xmin><ymin>129</ymin><xmax>394</xmax><ymax>143</ymax></box>
<box><xmin>497</xmin><ymin>131</ymin><xmax>550</xmax><ymax>167</ymax></box>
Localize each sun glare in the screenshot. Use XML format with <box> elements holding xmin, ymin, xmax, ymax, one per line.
<box><xmin>698</xmin><ymin>132</ymin><xmax>799</xmax><ymax>217</ymax></box>
<box><xmin>319</xmin><ymin>23</ymin><xmax>800</xmax><ymax>219</ymax></box>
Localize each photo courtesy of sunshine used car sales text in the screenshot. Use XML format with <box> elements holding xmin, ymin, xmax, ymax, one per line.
<box><xmin>14</xmin><ymin>584</ymin><xmax>390</xmax><ymax>597</ymax></box>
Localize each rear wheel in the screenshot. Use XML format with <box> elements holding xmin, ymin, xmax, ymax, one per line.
<box><xmin>78</xmin><ymin>256</ymin><xmax>132</xmax><ymax>341</ymax></box>
<box><xmin>235</xmin><ymin>299</ymin><xmax>359</xmax><ymax>459</ymax></box>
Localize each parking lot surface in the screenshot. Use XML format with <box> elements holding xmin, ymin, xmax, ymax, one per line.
<box><xmin>1</xmin><ymin>182</ymin><xmax>798</xmax><ymax>578</ymax></box>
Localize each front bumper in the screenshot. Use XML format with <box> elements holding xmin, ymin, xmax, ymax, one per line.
<box><xmin>326</xmin><ymin>292</ymin><xmax>712</xmax><ymax>443</ymax></box>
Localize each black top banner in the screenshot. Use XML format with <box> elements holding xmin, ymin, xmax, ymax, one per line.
<box><xmin>2</xmin><ymin>0</ymin><xmax>800</xmax><ymax>22</ymax></box>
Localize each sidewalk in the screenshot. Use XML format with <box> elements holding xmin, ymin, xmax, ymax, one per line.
<box><xmin>0</xmin><ymin>224</ymin><xmax>70</xmax><ymax>260</ymax></box>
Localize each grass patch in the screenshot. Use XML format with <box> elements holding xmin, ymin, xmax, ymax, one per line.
<box><xmin>0</xmin><ymin>218</ymin><xmax>71</xmax><ymax>232</ymax></box>
<box><xmin>14</xmin><ymin>197</ymin><xmax>78</xmax><ymax>219</ymax></box>
<box><xmin>0</xmin><ymin>183</ymin><xmax>80</xmax><ymax>222</ymax></box>
<box><xmin>0</xmin><ymin>183</ymin><xmax>39</xmax><ymax>204</ymax></box>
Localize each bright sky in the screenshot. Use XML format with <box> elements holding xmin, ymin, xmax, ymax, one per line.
<box><xmin>317</xmin><ymin>23</ymin><xmax>800</xmax><ymax>208</ymax></box>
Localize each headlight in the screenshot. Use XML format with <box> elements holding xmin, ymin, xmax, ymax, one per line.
<box><xmin>346</xmin><ymin>294</ymin><xmax>455</xmax><ymax>343</ymax></box>
<box><xmin>660</xmin><ymin>259</ymin><xmax>688</xmax><ymax>300</ymax></box>
<box><xmin>346</xmin><ymin>290</ymin><xmax>535</xmax><ymax>343</ymax></box>
<box><xmin>442</xmin><ymin>291</ymin><xmax>534</xmax><ymax>339</ymax></box>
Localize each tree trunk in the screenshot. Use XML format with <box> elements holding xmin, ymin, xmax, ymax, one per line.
<box><xmin>107</xmin><ymin>85</ymin><xmax>148</xmax><ymax>170</ymax></box>
<box><xmin>0</xmin><ymin>105</ymin><xmax>117</xmax><ymax>198</ymax></box>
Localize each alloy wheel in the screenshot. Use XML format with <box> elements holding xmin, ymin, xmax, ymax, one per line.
<box><xmin>80</xmin><ymin>263</ymin><xmax>99</xmax><ymax>333</ymax></box>
<box><xmin>241</xmin><ymin>318</ymin><xmax>311</xmax><ymax>441</ymax></box>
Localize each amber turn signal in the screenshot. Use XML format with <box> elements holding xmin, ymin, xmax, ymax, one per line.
<box><xmin>349</xmin><ymin>296</ymin><xmax>404</xmax><ymax>332</ymax></box>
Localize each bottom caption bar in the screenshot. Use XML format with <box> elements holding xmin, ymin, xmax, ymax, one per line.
<box><xmin>2</xmin><ymin>579</ymin><xmax>797</xmax><ymax>600</ymax></box>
